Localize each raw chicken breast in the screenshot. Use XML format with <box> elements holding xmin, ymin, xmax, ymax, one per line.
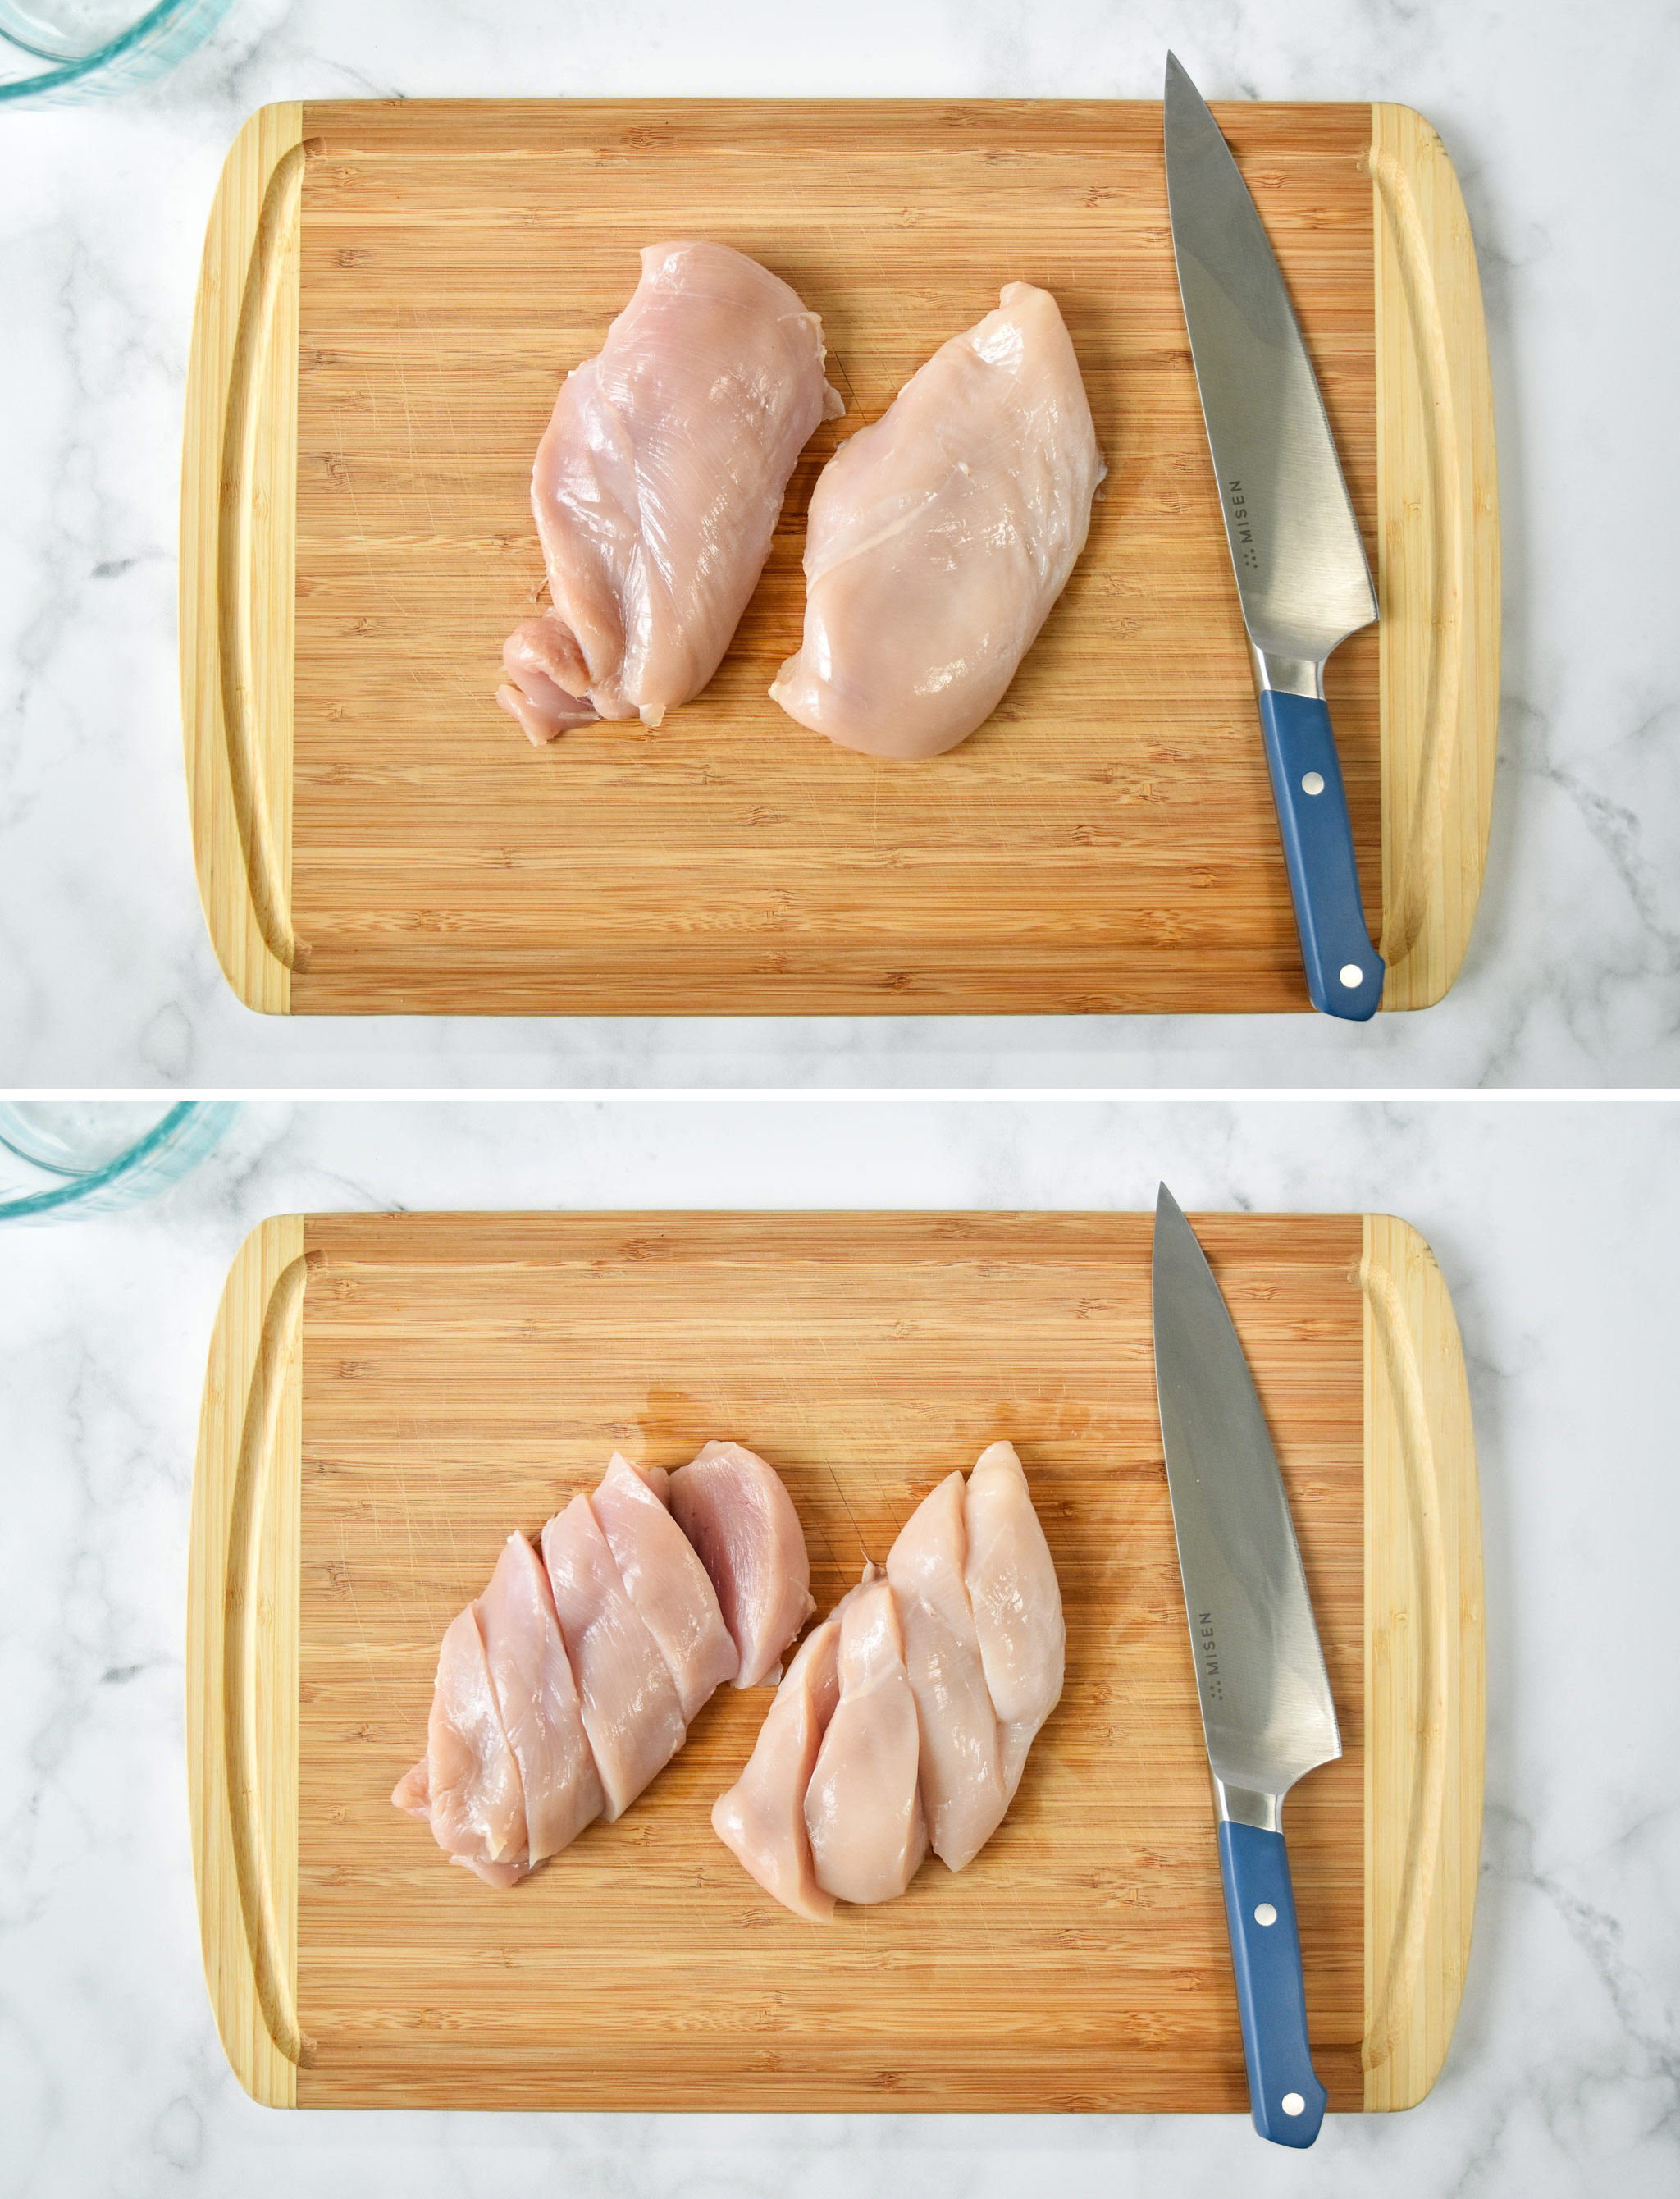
<box><xmin>669</xmin><ymin>1439</ymin><xmax>815</xmax><ymax>1686</ymax></box>
<box><xmin>591</xmin><ymin>1452</ymin><xmax>739</xmax><ymax>1721</ymax></box>
<box><xmin>770</xmin><ymin>282</ymin><xmax>1103</xmax><ymax>759</ymax></box>
<box><xmin>885</xmin><ymin>1470</ymin><xmax>1007</xmax><ymax>1871</ymax></box>
<box><xmin>391</xmin><ymin>1603</ymin><xmax>527</xmax><ymax>1881</ymax></box>
<box><xmin>498</xmin><ymin>240</ymin><xmax>844</xmax><ymax>741</ymax></box>
<box><xmin>541</xmin><ymin>1493</ymin><xmax>687</xmax><ymax>1821</ymax></box>
<box><xmin>710</xmin><ymin>1607</ymin><xmax>844</xmax><ymax>1922</ymax></box>
<box><xmin>476</xmin><ymin>1532</ymin><xmax>605</xmax><ymax>1863</ymax></box>
<box><xmin>804</xmin><ymin>1571</ymin><xmax>928</xmax><ymax>1904</ymax></box>
<box><xmin>963</xmin><ymin>1441</ymin><xmax>1066</xmax><ymax>1797</ymax></box>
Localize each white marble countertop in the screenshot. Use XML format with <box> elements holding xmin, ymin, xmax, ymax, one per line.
<box><xmin>1</xmin><ymin>1097</ymin><xmax>1675</xmax><ymax>2195</ymax></box>
<box><xmin>0</xmin><ymin>1</ymin><xmax>1677</xmax><ymax>1086</ymax></box>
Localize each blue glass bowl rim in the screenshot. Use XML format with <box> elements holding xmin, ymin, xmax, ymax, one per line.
<box><xmin>0</xmin><ymin>0</ymin><xmax>226</xmax><ymax>100</ymax></box>
<box><xmin>0</xmin><ymin>1100</ymin><xmax>235</xmax><ymax>1216</ymax></box>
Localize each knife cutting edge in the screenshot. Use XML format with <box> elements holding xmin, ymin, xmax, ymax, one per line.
<box><xmin>1163</xmin><ymin>53</ymin><xmax>1385</xmax><ymax>1022</ymax></box>
<box><xmin>1151</xmin><ymin>1182</ymin><xmax>1340</xmax><ymax>2146</ymax></box>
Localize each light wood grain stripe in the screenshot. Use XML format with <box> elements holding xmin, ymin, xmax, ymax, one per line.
<box><xmin>217</xmin><ymin>135</ymin><xmax>307</xmax><ymax>975</ymax></box>
<box><xmin>186</xmin><ymin>1217</ymin><xmax>309</xmax><ymax>2105</ymax></box>
<box><xmin>180</xmin><ymin>102</ymin><xmax>304</xmax><ymax>1013</ymax></box>
<box><xmin>1369</xmin><ymin>104</ymin><xmax>1500</xmax><ymax>1008</ymax></box>
<box><xmin>1361</xmin><ymin>1214</ymin><xmax>1485</xmax><ymax>2110</ymax></box>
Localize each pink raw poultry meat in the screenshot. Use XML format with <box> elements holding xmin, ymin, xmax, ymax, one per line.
<box><xmin>476</xmin><ymin>1532</ymin><xmax>605</xmax><ymax>1863</ymax></box>
<box><xmin>394</xmin><ymin>1443</ymin><xmax>817</xmax><ymax>1886</ymax></box>
<box><xmin>669</xmin><ymin>1439</ymin><xmax>816</xmax><ymax>1686</ymax></box>
<box><xmin>964</xmin><ymin>1440</ymin><xmax>1066</xmax><ymax>1798</ymax></box>
<box><xmin>770</xmin><ymin>283</ymin><xmax>1102</xmax><ymax>759</ymax></box>
<box><xmin>803</xmin><ymin>1570</ymin><xmax>927</xmax><ymax>1905</ymax></box>
<box><xmin>498</xmin><ymin>240</ymin><xmax>843</xmax><ymax>742</ymax></box>
<box><xmin>591</xmin><ymin>1452</ymin><xmax>739</xmax><ymax>1721</ymax></box>
<box><xmin>712</xmin><ymin>1443</ymin><xmax>1063</xmax><ymax>1918</ymax></box>
<box><xmin>391</xmin><ymin>1603</ymin><xmax>528</xmax><ymax>1886</ymax></box>
<box><xmin>885</xmin><ymin>1469</ymin><xmax>1007</xmax><ymax>1871</ymax></box>
<box><xmin>541</xmin><ymin>1492</ymin><xmax>688</xmax><ymax>1822</ymax></box>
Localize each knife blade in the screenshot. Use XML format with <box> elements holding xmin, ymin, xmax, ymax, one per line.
<box><xmin>1163</xmin><ymin>53</ymin><xmax>1385</xmax><ymax>1022</ymax></box>
<box><xmin>1151</xmin><ymin>1182</ymin><xmax>1340</xmax><ymax>2147</ymax></box>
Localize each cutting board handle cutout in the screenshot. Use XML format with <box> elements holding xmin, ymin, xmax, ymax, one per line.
<box><xmin>1360</xmin><ymin>1215</ymin><xmax>1484</xmax><ymax>2110</ymax></box>
<box><xmin>180</xmin><ymin>103</ymin><xmax>307</xmax><ymax>1014</ymax></box>
<box><xmin>1367</xmin><ymin>107</ymin><xmax>1499</xmax><ymax>1009</ymax></box>
<box><xmin>187</xmin><ymin>1217</ymin><xmax>313</xmax><ymax>2105</ymax></box>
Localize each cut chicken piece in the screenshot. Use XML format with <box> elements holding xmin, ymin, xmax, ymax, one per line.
<box><xmin>540</xmin><ymin>1493</ymin><xmax>687</xmax><ymax>1820</ymax></box>
<box><xmin>669</xmin><ymin>1439</ymin><xmax>815</xmax><ymax>1686</ymax></box>
<box><xmin>475</xmin><ymin>1531</ymin><xmax>605</xmax><ymax>1862</ymax></box>
<box><xmin>804</xmin><ymin>1570</ymin><xmax>927</xmax><ymax>1904</ymax></box>
<box><xmin>391</xmin><ymin>1602</ymin><xmax>527</xmax><ymax>1878</ymax></box>
<box><xmin>710</xmin><ymin>1607</ymin><xmax>844</xmax><ymax>1922</ymax></box>
<box><xmin>591</xmin><ymin>1452</ymin><xmax>739</xmax><ymax>1721</ymax></box>
<box><xmin>963</xmin><ymin>1441</ymin><xmax>1066</xmax><ymax>1797</ymax></box>
<box><xmin>885</xmin><ymin>1469</ymin><xmax>1007</xmax><ymax>1871</ymax></box>
<box><xmin>770</xmin><ymin>282</ymin><xmax>1103</xmax><ymax>759</ymax></box>
<box><xmin>498</xmin><ymin>240</ymin><xmax>844</xmax><ymax>740</ymax></box>
<box><xmin>496</xmin><ymin>624</ymin><xmax>603</xmax><ymax>744</ymax></box>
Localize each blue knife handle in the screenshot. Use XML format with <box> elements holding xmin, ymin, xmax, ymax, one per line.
<box><xmin>1218</xmin><ymin>1820</ymin><xmax>1328</xmax><ymax>2146</ymax></box>
<box><xmin>1257</xmin><ymin>688</ymin><xmax>1385</xmax><ymax>1021</ymax></box>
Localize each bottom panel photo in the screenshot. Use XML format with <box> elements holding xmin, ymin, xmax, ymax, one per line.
<box><xmin>0</xmin><ymin>1100</ymin><xmax>1673</xmax><ymax>2199</ymax></box>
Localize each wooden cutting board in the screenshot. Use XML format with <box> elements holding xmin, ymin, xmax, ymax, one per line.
<box><xmin>187</xmin><ymin>1210</ymin><xmax>1482</xmax><ymax>2113</ymax></box>
<box><xmin>180</xmin><ymin>100</ymin><xmax>1497</xmax><ymax>1017</ymax></box>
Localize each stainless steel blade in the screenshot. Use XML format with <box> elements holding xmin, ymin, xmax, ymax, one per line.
<box><xmin>1164</xmin><ymin>53</ymin><xmax>1377</xmax><ymax>676</ymax></box>
<box><xmin>1151</xmin><ymin>1183</ymin><xmax>1340</xmax><ymax>1830</ymax></box>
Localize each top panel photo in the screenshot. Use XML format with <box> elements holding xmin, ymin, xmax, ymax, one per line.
<box><xmin>2</xmin><ymin>3</ymin><xmax>1673</xmax><ymax>1087</ymax></box>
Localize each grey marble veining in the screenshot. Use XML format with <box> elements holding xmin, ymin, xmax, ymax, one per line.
<box><xmin>0</xmin><ymin>1098</ymin><xmax>1676</xmax><ymax>2195</ymax></box>
<box><xmin>0</xmin><ymin>1</ymin><xmax>1676</xmax><ymax>1085</ymax></box>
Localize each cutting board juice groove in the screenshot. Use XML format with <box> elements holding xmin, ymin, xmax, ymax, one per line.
<box><xmin>180</xmin><ymin>100</ymin><xmax>1496</xmax><ymax>1017</ymax></box>
<box><xmin>186</xmin><ymin>1212</ymin><xmax>1482</xmax><ymax>2112</ymax></box>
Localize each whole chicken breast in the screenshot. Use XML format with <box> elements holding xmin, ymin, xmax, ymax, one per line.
<box><xmin>770</xmin><ymin>282</ymin><xmax>1103</xmax><ymax>760</ymax></box>
<box><xmin>669</xmin><ymin>1439</ymin><xmax>815</xmax><ymax>1686</ymax></box>
<box><xmin>541</xmin><ymin>1493</ymin><xmax>687</xmax><ymax>1821</ymax></box>
<box><xmin>885</xmin><ymin>1469</ymin><xmax>1007</xmax><ymax>1871</ymax></box>
<box><xmin>804</xmin><ymin>1570</ymin><xmax>928</xmax><ymax>1905</ymax></box>
<box><xmin>391</xmin><ymin>1602</ymin><xmax>527</xmax><ymax>1884</ymax></box>
<box><xmin>475</xmin><ymin>1531</ymin><xmax>605</xmax><ymax>1863</ymax></box>
<box><xmin>963</xmin><ymin>1440</ymin><xmax>1066</xmax><ymax>1796</ymax></box>
<box><xmin>710</xmin><ymin>1607</ymin><xmax>844</xmax><ymax>1922</ymax></box>
<box><xmin>591</xmin><ymin>1452</ymin><xmax>740</xmax><ymax>1721</ymax></box>
<box><xmin>498</xmin><ymin>240</ymin><xmax>844</xmax><ymax>741</ymax></box>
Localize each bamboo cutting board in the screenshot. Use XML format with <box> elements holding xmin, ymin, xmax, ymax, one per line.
<box><xmin>180</xmin><ymin>100</ymin><xmax>1497</xmax><ymax>1017</ymax></box>
<box><xmin>187</xmin><ymin>1211</ymin><xmax>1482</xmax><ymax>2113</ymax></box>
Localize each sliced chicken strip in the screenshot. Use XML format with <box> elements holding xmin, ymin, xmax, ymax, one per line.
<box><xmin>391</xmin><ymin>1602</ymin><xmax>527</xmax><ymax>1879</ymax></box>
<box><xmin>963</xmin><ymin>1441</ymin><xmax>1066</xmax><ymax>1797</ymax></box>
<box><xmin>669</xmin><ymin>1439</ymin><xmax>815</xmax><ymax>1686</ymax></box>
<box><xmin>886</xmin><ymin>1470</ymin><xmax>1007</xmax><ymax>1871</ymax></box>
<box><xmin>498</xmin><ymin>240</ymin><xmax>844</xmax><ymax>740</ymax></box>
<box><xmin>771</xmin><ymin>282</ymin><xmax>1103</xmax><ymax>759</ymax></box>
<box><xmin>541</xmin><ymin>1493</ymin><xmax>687</xmax><ymax>1821</ymax></box>
<box><xmin>476</xmin><ymin>1531</ymin><xmax>605</xmax><ymax>1862</ymax></box>
<box><xmin>804</xmin><ymin>1570</ymin><xmax>927</xmax><ymax>1904</ymax></box>
<box><xmin>710</xmin><ymin>1607</ymin><xmax>844</xmax><ymax>1922</ymax></box>
<box><xmin>591</xmin><ymin>1452</ymin><xmax>739</xmax><ymax>1721</ymax></box>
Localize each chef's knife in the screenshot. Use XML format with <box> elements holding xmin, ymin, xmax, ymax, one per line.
<box><xmin>1164</xmin><ymin>53</ymin><xmax>1385</xmax><ymax>1021</ymax></box>
<box><xmin>1150</xmin><ymin>1182</ymin><xmax>1341</xmax><ymax>2146</ymax></box>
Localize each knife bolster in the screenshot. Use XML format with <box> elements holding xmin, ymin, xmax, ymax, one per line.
<box><xmin>1247</xmin><ymin>638</ymin><xmax>1326</xmax><ymax>702</ymax></box>
<box><xmin>1213</xmin><ymin>1774</ymin><xmax>1284</xmax><ymax>1833</ymax></box>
